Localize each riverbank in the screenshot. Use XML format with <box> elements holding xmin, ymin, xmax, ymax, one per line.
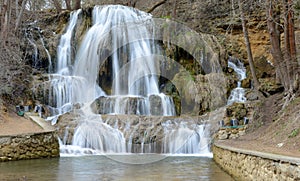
<box><xmin>0</xmin><ymin>112</ymin><xmax>59</xmax><ymax>161</ymax></box>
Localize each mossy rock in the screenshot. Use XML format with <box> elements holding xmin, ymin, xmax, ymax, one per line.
<box><xmin>226</xmin><ymin>102</ymin><xmax>247</xmax><ymax>121</ymax></box>
<box><xmin>259</xmin><ymin>78</ymin><xmax>284</xmax><ymax>96</ymax></box>
<box><xmin>241</xmin><ymin>77</ymin><xmax>251</xmax><ymax>88</ymax></box>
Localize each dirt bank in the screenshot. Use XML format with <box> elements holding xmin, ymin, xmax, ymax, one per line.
<box><xmin>218</xmin><ymin>93</ymin><xmax>300</xmax><ymax>158</ymax></box>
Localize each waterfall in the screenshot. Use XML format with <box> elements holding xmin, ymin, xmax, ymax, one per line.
<box><xmin>161</xmin><ymin>121</ymin><xmax>211</xmax><ymax>154</ymax></box>
<box><xmin>49</xmin><ymin>6</ymin><xmax>174</xmax><ymax>115</ymax></box>
<box><xmin>73</xmin><ymin>5</ymin><xmax>175</xmax><ymax>116</ymax></box>
<box><xmin>51</xmin><ymin>5</ymin><xmax>209</xmax><ymax>156</ymax></box>
<box><xmin>48</xmin><ymin>9</ymin><xmax>106</xmax><ymax>116</ymax></box>
<box><xmin>56</xmin><ymin>9</ymin><xmax>82</xmax><ymax>75</ymax></box>
<box><xmin>227</xmin><ymin>57</ymin><xmax>247</xmax><ymax>105</ymax></box>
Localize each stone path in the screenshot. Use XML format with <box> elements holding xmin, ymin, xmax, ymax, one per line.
<box><xmin>215</xmin><ymin>141</ymin><xmax>300</xmax><ymax>165</ymax></box>
<box><xmin>0</xmin><ymin>112</ymin><xmax>54</xmax><ymax>136</ymax></box>
<box><xmin>24</xmin><ymin>112</ymin><xmax>55</xmax><ymax>131</ymax></box>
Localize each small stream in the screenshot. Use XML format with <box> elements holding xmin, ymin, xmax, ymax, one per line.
<box><xmin>0</xmin><ymin>156</ymin><xmax>233</xmax><ymax>180</ymax></box>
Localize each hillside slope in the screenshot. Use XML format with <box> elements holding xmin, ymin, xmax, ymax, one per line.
<box><xmin>219</xmin><ymin>93</ymin><xmax>300</xmax><ymax>157</ymax></box>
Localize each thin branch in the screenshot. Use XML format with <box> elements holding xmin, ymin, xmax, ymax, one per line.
<box><xmin>15</xmin><ymin>0</ymin><xmax>27</xmax><ymax>32</ymax></box>
<box><xmin>147</xmin><ymin>0</ymin><xmax>166</xmax><ymax>13</ymax></box>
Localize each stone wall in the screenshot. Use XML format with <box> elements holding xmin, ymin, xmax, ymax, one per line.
<box><xmin>213</xmin><ymin>143</ymin><xmax>300</xmax><ymax>181</ymax></box>
<box><xmin>0</xmin><ymin>131</ymin><xmax>59</xmax><ymax>161</ymax></box>
<box><xmin>215</xmin><ymin>126</ymin><xmax>247</xmax><ymax>140</ymax></box>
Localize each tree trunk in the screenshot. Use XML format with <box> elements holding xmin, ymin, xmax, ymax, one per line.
<box><xmin>238</xmin><ymin>0</ymin><xmax>259</xmax><ymax>89</ymax></box>
<box><xmin>282</xmin><ymin>0</ymin><xmax>293</xmax><ymax>90</ymax></box>
<box><xmin>286</xmin><ymin>0</ymin><xmax>298</xmax><ymax>92</ymax></box>
<box><xmin>52</xmin><ymin>0</ymin><xmax>62</xmax><ymax>13</ymax></box>
<box><xmin>172</xmin><ymin>0</ymin><xmax>177</xmax><ymax>18</ymax></box>
<box><xmin>15</xmin><ymin>0</ymin><xmax>19</xmax><ymax>17</ymax></box>
<box><xmin>266</xmin><ymin>0</ymin><xmax>288</xmax><ymax>89</ymax></box>
<box><xmin>15</xmin><ymin>0</ymin><xmax>27</xmax><ymax>32</ymax></box>
<box><xmin>74</xmin><ymin>0</ymin><xmax>81</xmax><ymax>10</ymax></box>
<box><xmin>287</xmin><ymin>0</ymin><xmax>296</xmax><ymax>60</ymax></box>
<box><xmin>147</xmin><ymin>0</ymin><xmax>166</xmax><ymax>13</ymax></box>
<box><xmin>1</xmin><ymin>0</ymin><xmax>10</xmax><ymax>46</ymax></box>
<box><xmin>65</xmin><ymin>0</ymin><xmax>71</xmax><ymax>10</ymax></box>
<box><xmin>127</xmin><ymin>0</ymin><xmax>137</xmax><ymax>7</ymax></box>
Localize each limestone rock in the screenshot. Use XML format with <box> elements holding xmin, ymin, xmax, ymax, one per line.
<box><xmin>226</xmin><ymin>102</ymin><xmax>247</xmax><ymax>121</ymax></box>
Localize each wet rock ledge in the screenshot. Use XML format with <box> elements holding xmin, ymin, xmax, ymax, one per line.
<box><xmin>213</xmin><ymin>142</ymin><xmax>300</xmax><ymax>181</ymax></box>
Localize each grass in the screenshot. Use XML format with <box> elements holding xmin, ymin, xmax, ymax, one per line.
<box><xmin>290</xmin><ymin>97</ymin><xmax>300</xmax><ymax>106</ymax></box>
<box><xmin>288</xmin><ymin>128</ymin><xmax>299</xmax><ymax>138</ymax></box>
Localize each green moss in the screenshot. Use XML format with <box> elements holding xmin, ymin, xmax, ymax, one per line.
<box><xmin>290</xmin><ymin>97</ymin><xmax>300</xmax><ymax>106</ymax></box>
<box><xmin>288</xmin><ymin>128</ymin><xmax>299</xmax><ymax>138</ymax></box>
<box><xmin>161</xmin><ymin>15</ymin><xmax>171</xmax><ymax>19</ymax></box>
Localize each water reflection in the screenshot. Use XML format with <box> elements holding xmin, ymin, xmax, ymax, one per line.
<box><xmin>0</xmin><ymin>156</ymin><xmax>233</xmax><ymax>180</ymax></box>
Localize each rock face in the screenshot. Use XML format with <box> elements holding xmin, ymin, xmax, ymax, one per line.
<box><xmin>259</xmin><ymin>78</ymin><xmax>284</xmax><ymax>97</ymax></box>
<box><xmin>213</xmin><ymin>144</ymin><xmax>300</xmax><ymax>181</ymax></box>
<box><xmin>226</xmin><ymin>102</ymin><xmax>247</xmax><ymax>122</ymax></box>
<box><xmin>0</xmin><ymin>131</ymin><xmax>59</xmax><ymax>162</ymax></box>
<box><xmin>215</xmin><ymin>126</ymin><xmax>247</xmax><ymax>140</ymax></box>
<box><xmin>172</xmin><ymin>71</ymin><xmax>227</xmax><ymax>115</ymax></box>
<box><xmin>91</xmin><ymin>96</ymin><xmax>145</xmax><ymax>115</ymax></box>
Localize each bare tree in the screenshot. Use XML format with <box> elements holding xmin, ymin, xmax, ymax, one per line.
<box><xmin>0</xmin><ymin>0</ymin><xmax>33</xmax><ymax>106</ymax></box>
<box><xmin>147</xmin><ymin>0</ymin><xmax>166</xmax><ymax>13</ymax></box>
<box><xmin>126</xmin><ymin>0</ymin><xmax>137</xmax><ymax>7</ymax></box>
<box><xmin>52</xmin><ymin>0</ymin><xmax>62</xmax><ymax>12</ymax></box>
<box><xmin>238</xmin><ymin>0</ymin><xmax>259</xmax><ymax>89</ymax></box>
<box><xmin>282</xmin><ymin>0</ymin><xmax>297</xmax><ymax>91</ymax></box>
<box><xmin>15</xmin><ymin>0</ymin><xmax>28</xmax><ymax>32</ymax></box>
<box><xmin>1</xmin><ymin>0</ymin><xmax>11</xmax><ymax>45</ymax></box>
<box><xmin>73</xmin><ymin>0</ymin><xmax>81</xmax><ymax>10</ymax></box>
<box><xmin>65</xmin><ymin>0</ymin><xmax>71</xmax><ymax>10</ymax></box>
<box><xmin>266</xmin><ymin>0</ymin><xmax>299</xmax><ymax>103</ymax></box>
<box><xmin>266</xmin><ymin>0</ymin><xmax>285</xmax><ymax>84</ymax></box>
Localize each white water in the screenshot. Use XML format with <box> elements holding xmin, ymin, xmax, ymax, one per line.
<box><xmin>50</xmin><ymin>5</ymin><xmax>209</xmax><ymax>155</ymax></box>
<box><xmin>49</xmin><ymin>9</ymin><xmax>106</xmax><ymax>115</ymax></box>
<box><xmin>227</xmin><ymin>57</ymin><xmax>247</xmax><ymax>105</ymax></box>
<box><xmin>161</xmin><ymin>121</ymin><xmax>211</xmax><ymax>154</ymax></box>
<box><xmin>56</xmin><ymin>9</ymin><xmax>81</xmax><ymax>75</ymax></box>
<box><xmin>73</xmin><ymin>5</ymin><xmax>175</xmax><ymax>116</ymax></box>
<box><xmin>50</xmin><ymin>6</ymin><xmax>175</xmax><ymax>115</ymax></box>
<box><xmin>60</xmin><ymin>114</ymin><xmax>212</xmax><ymax>155</ymax></box>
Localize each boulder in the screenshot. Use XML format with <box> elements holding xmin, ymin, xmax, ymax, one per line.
<box><xmin>259</xmin><ymin>78</ymin><xmax>284</xmax><ymax>97</ymax></box>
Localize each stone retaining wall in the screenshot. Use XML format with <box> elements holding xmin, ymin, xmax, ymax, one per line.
<box><xmin>213</xmin><ymin>143</ymin><xmax>300</xmax><ymax>181</ymax></box>
<box><xmin>0</xmin><ymin>131</ymin><xmax>59</xmax><ymax>161</ymax></box>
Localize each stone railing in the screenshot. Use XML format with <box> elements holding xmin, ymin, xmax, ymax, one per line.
<box><xmin>213</xmin><ymin>142</ymin><xmax>300</xmax><ymax>181</ymax></box>
<box><xmin>0</xmin><ymin>131</ymin><xmax>59</xmax><ymax>161</ymax></box>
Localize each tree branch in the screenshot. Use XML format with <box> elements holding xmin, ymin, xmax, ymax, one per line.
<box><xmin>15</xmin><ymin>0</ymin><xmax>27</xmax><ymax>32</ymax></box>
<box><xmin>147</xmin><ymin>0</ymin><xmax>166</xmax><ymax>13</ymax></box>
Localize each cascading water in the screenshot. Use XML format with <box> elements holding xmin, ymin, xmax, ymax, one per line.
<box><xmin>50</xmin><ymin>5</ymin><xmax>210</xmax><ymax>156</ymax></box>
<box><xmin>73</xmin><ymin>5</ymin><xmax>174</xmax><ymax>116</ymax></box>
<box><xmin>161</xmin><ymin>120</ymin><xmax>210</xmax><ymax>154</ymax></box>
<box><xmin>48</xmin><ymin>9</ymin><xmax>105</xmax><ymax>117</ymax></box>
<box><xmin>227</xmin><ymin>57</ymin><xmax>247</xmax><ymax>105</ymax></box>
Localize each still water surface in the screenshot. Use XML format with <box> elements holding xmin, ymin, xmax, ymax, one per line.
<box><xmin>0</xmin><ymin>155</ymin><xmax>233</xmax><ymax>180</ymax></box>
